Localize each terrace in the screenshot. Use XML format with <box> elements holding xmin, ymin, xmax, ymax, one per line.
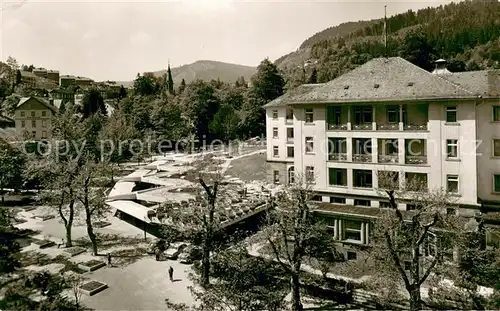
<box><xmin>326</xmin><ymin>104</ymin><xmax>429</xmax><ymax>132</ymax></box>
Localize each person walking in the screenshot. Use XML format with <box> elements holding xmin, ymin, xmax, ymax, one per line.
<box><xmin>168</xmin><ymin>266</ymin><xmax>174</xmax><ymax>282</ymax></box>
<box><xmin>107</xmin><ymin>253</ymin><xmax>112</xmax><ymax>267</ymax></box>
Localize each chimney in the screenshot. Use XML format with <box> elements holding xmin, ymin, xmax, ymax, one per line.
<box><xmin>432</xmin><ymin>59</ymin><xmax>452</xmax><ymax>75</ymax></box>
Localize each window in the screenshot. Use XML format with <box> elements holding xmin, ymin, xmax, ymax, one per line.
<box><xmin>305</xmin><ymin>166</ymin><xmax>315</xmax><ymax>183</ymax></box>
<box><xmin>31</xmin><ymin>131</ymin><xmax>36</xmax><ymax>138</ymax></box>
<box><xmin>31</xmin><ymin>120</ymin><xmax>36</xmax><ymax>128</ymax></box>
<box><xmin>447</xmin><ymin>139</ymin><xmax>458</xmax><ymax>158</ymax></box>
<box><xmin>311</xmin><ymin>195</ymin><xmax>322</xmax><ymax>202</ymax></box>
<box><xmin>379</xmin><ymin>201</ymin><xmax>392</xmax><ymax>208</ymax></box>
<box><xmin>330</xmin><ymin>197</ymin><xmax>346</xmax><ymax>204</ymax></box>
<box><xmin>406</xmin><ymin>203</ymin><xmax>423</xmax><ymax>211</ymax></box>
<box><xmin>353</xmin><ymin>138</ymin><xmax>372</xmax><ymax>155</ymax></box>
<box><xmin>493</xmin><ymin>106</ymin><xmax>500</xmax><ymax>122</ymax></box>
<box><xmin>353</xmin><ymin>169</ymin><xmax>373</xmax><ymax>188</ymax></box>
<box><xmin>287</xmin><ymin>128</ymin><xmax>294</xmax><ymax>140</ymax></box>
<box><xmin>328</xmin><ymin>107</ymin><xmax>342</xmax><ymax>125</ymax></box>
<box><xmin>21</xmin><ymin>121</ymin><xmax>25</xmax><ymax>128</ymax></box>
<box><xmin>354</xmin><ymin>107</ymin><xmax>372</xmax><ymax>124</ymax></box>
<box><xmin>494</xmin><ymin>174</ymin><xmax>500</xmax><ymax>193</ymax></box>
<box><xmin>305</xmin><ymin>108</ymin><xmax>314</xmax><ymax>123</ymax></box>
<box><xmin>41</xmin><ymin>111</ymin><xmax>46</xmax><ymax>117</ymax></box>
<box><xmin>41</xmin><ymin>131</ymin><xmax>47</xmax><ymax>139</ymax></box>
<box><xmin>344</xmin><ymin>220</ymin><xmax>362</xmax><ymax>241</ymax></box>
<box><xmin>425</xmin><ymin>232</ymin><xmax>437</xmax><ymax>257</ymax></box>
<box><xmin>446</xmin><ymin>106</ymin><xmax>457</xmax><ymax>123</ymax></box>
<box><xmin>493</xmin><ymin>139</ymin><xmax>500</xmax><ymax>157</ymax></box>
<box><xmin>347</xmin><ymin>252</ymin><xmax>357</xmax><ymax>261</ymax></box>
<box><xmin>329</xmin><ymin>168</ymin><xmax>347</xmax><ymax>186</ymax></box>
<box><xmin>272</xmin><ymin>127</ymin><xmax>278</xmax><ymax>138</ymax></box>
<box><xmin>447</xmin><ymin>175</ymin><xmax>459</xmax><ymax>194</ymax></box>
<box><xmin>273</xmin><ymin>170</ymin><xmax>280</xmax><ymax>184</ymax></box>
<box><xmin>31</xmin><ymin>111</ymin><xmax>36</xmax><ymax>118</ymax></box>
<box><xmin>405</xmin><ymin>173</ymin><xmax>428</xmax><ymax>191</ymax></box>
<box><xmin>273</xmin><ymin>146</ymin><xmax>279</xmax><ymax>157</ymax></box>
<box><xmin>286</xmin><ymin>108</ymin><xmax>293</xmax><ymax>121</ymax></box>
<box><xmin>305</xmin><ymin>137</ymin><xmax>314</xmax><ymax>153</ymax></box>
<box><xmin>404</xmin><ymin>261</ymin><xmax>411</xmax><ymax>271</ymax></box>
<box><xmin>288</xmin><ymin>167</ymin><xmax>295</xmax><ymax>184</ymax></box>
<box><xmin>287</xmin><ymin>146</ymin><xmax>294</xmax><ymax>158</ymax></box>
<box><xmin>354</xmin><ymin>199</ymin><xmax>371</xmax><ymax>207</ymax></box>
<box><xmin>20</xmin><ymin>111</ymin><xmax>25</xmax><ymax>117</ymax></box>
<box><xmin>378</xmin><ymin>171</ymin><xmax>399</xmax><ymax>189</ymax></box>
<box><xmin>42</xmin><ymin>120</ymin><xmax>47</xmax><ymax>128</ymax></box>
<box><xmin>272</xmin><ymin>110</ymin><xmax>278</xmax><ymax>119</ymax></box>
<box><xmin>387</xmin><ymin>106</ymin><xmax>399</xmax><ymax>123</ymax></box>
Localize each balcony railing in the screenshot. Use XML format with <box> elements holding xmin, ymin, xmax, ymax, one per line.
<box><xmin>378</xmin><ymin>155</ymin><xmax>399</xmax><ymax>163</ymax></box>
<box><xmin>353</xmin><ymin>154</ymin><xmax>372</xmax><ymax>163</ymax></box>
<box><xmin>377</xmin><ymin>123</ymin><xmax>399</xmax><ymax>131</ymax></box>
<box><xmin>286</xmin><ymin>137</ymin><xmax>294</xmax><ymax>144</ymax></box>
<box><xmin>328</xmin><ymin>153</ymin><xmax>348</xmax><ymax>162</ymax></box>
<box><xmin>404</xmin><ymin>123</ymin><xmax>428</xmax><ymax>131</ymax></box>
<box><xmin>405</xmin><ymin>155</ymin><xmax>428</xmax><ymax>165</ymax></box>
<box><xmin>352</xmin><ymin>123</ymin><xmax>372</xmax><ymax>131</ymax></box>
<box><xmin>328</xmin><ymin>123</ymin><xmax>348</xmax><ymax>131</ymax></box>
<box><xmin>286</xmin><ymin>118</ymin><xmax>293</xmax><ymax>124</ymax></box>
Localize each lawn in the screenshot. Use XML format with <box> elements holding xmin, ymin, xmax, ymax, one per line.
<box><xmin>226</xmin><ymin>152</ymin><xmax>267</xmax><ymax>182</ymax></box>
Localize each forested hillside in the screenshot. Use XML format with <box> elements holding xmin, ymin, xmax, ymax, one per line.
<box><xmin>278</xmin><ymin>0</ymin><xmax>500</xmax><ymax>88</ymax></box>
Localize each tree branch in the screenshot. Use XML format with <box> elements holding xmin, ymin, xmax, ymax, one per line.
<box><xmin>417</xmin><ymin>213</ymin><xmax>439</xmax><ymax>246</ymax></box>
<box><xmin>418</xmin><ymin>256</ymin><xmax>439</xmax><ymax>286</ymax></box>
<box><xmin>385</xmin><ymin>230</ymin><xmax>411</xmax><ymax>290</ymax></box>
<box><xmin>267</xmin><ymin>235</ymin><xmax>291</xmax><ymax>273</ymax></box>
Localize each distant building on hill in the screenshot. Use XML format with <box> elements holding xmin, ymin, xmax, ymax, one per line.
<box><xmin>32</xmin><ymin>68</ymin><xmax>48</xmax><ymax>78</ymax></box>
<box><xmin>14</xmin><ymin>97</ymin><xmax>58</xmax><ymax>140</ymax></box>
<box><xmin>20</xmin><ymin>71</ymin><xmax>37</xmax><ymax>87</ymax></box>
<box><xmin>46</xmin><ymin>70</ymin><xmax>60</xmax><ymax>84</ymax></box>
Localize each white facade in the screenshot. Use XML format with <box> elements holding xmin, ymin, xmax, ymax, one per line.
<box><xmin>266</xmin><ymin>99</ymin><xmax>500</xmax><ymax>211</ymax></box>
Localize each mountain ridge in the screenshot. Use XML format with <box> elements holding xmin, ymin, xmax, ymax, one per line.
<box><xmin>117</xmin><ymin>60</ymin><xmax>256</xmax><ymax>88</ymax></box>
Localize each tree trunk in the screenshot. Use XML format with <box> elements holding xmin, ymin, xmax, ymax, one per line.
<box><xmin>290</xmin><ymin>272</ymin><xmax>303</xmax><ymax>311</ymax></box>
<box><xmin>202</xmin><ymin>232</ymin><xmax>211</xmax><ymax>287</ymax></box>
<box><xmin>409</xmin><ymin>286</ymin><xmax>421</xmax><ymax>311</ymax></box>
<box><xmin>65</xmin><ymin>199</ymin><xmax>75</xmax><ymax>247</ymax></box>
<box><xmin>85</xmin><ymin>206</ymin><xmax>98</xmax><ymax>256</ymax></box>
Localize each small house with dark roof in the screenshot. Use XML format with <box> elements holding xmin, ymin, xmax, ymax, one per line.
<box><xmin>265</xmin><ymin>57</ymin><xmax>500</xmax><ymax>258</ymax></box>
<box><xmin>14</xmin><ymin>97</ymin><xmax>58</xmax><ymax>140</ymax></box>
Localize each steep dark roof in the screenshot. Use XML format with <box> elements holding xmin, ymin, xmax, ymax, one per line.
<box><xmin>263</xmin><ymin>84</ymin><xmax>325</xmax><ymax>108</ymax></box>
<box><xmin>290</xmin><ymin>57</ymin><xmax>477</xmax><ymax>104</ymax></box>
<box><xmin>441</xmin><ymin>70</ymin><xmax>500</xmax><ymax>99</ymax></box>
<box><xmin>16</xmin><ymin>97</ymin><xmax>58</xmax><ymax>113</ymax></box>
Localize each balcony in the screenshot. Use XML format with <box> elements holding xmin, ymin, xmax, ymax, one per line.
<box><xmin>378</xmin><ymin>155</ymin><xmax>399</xmax><ymax>164</ymax></box>
<box><xmin>404</xmin><ymin>123</ymin><xmax>428</xmax><ymax>131</ymax></box>
<box><xmin>329</xmin><ymin>153</ymin><xmax>348</xmax><ymax>162</ymax></box>
<box><xmin>286</xmin><ymin>137</ymin><xmax>294</xmax><ymax>144</ymax></box>
<box><xmin>352</xmin><ymin>123</ymin><xmax>372</xmax><ymax>131</ymax></box>
<box><xmin>353</xmin><ymin>154</ymin><xmax>372</xmax><ymax>163</ymax></box>
<box><xmin>405</xmin><ymin>155</ymin><xmax>427</xmax><ymax>165</ymax></box>
<box><xmin>377</xmin><ymin>123</ymin><xmax>399</xmax><ymax>131</ymax></box>
<box><xmin>328</xmin><ymin>123</ymin><xmax>348</xmax><ymax>131</ymax></box>
<box><xmin>286</xmin><ymin>118</ymin><xmax>293</xmax><ymax>125</ymax></box>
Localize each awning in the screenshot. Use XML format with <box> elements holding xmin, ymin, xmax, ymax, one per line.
<box><xmin>107</xmin><ymin>200</ymin><xmax>153</xmax><ymax>224</ymax></box>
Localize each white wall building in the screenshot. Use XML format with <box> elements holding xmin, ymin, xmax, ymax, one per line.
<box><xmin>265</xmin><ymin>57</ymin><xmax>500</xmax><ymax>257</ymax></box>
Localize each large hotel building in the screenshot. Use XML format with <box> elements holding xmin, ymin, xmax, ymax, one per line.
<box><xmin>265</xmin><ymin>57</ymin><xmax>499</xmax><ymax>255</ymax></box>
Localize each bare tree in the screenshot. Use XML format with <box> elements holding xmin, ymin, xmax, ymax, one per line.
<box><xmin>68</xmin><ymin>274</ymin><xmax>84</xmax><ymax>311</ymax></box>
<box><xmin>263</xmin><ymin>176</ymin><xmax>337</xmax><ymax>311</ymax></box>
<box><xmin>76</xmin><ymin>159</ymin><xmax>110</xmax><ymax>256</ymax></box>
<box><xmin>370</xmin><ymin>171</ymin><xmax>462</xmax><ymax>310</ymax></box>
<box><xmin>162</xmin><ymin>155</ymin><xmax>227</xmax><ymax>287</ymax></box>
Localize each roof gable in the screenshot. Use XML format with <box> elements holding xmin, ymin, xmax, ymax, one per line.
<box><xmin>16</xmin><ymin>97</ymin><xmax>57</xmax><ymax>113</ymax></box>
<box><xmin>442</xmin><ymin>70</ymin><xmax>500</xmax><ymax>99</ymax></box>
<box><xmin>264</xmin><ymin>84</ymin><xmax>325</xmax><ymax>108</ymax></box>
<box><xmin>291</xmin><ymin>57</ymin><xmax>476</xmax><ymax>104</ymax></box>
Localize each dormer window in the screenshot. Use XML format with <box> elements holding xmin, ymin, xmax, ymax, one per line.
<box><xmin>344</xmin><ymin>85</ymin><xmax>350</xmax><ymax>90</ymax></box>
<box><xmin>407</xmin><ymin>82</ymin><xmax>414</xmax><ymax>86</ymax></box>
<box><xmin>374</xmin><ymin>84</ymin><xmax>380</xmax><ymax>89</ymax></box>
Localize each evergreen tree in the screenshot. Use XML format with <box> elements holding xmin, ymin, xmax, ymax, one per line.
<box><xmin>15</xmin><ymin>70</ymin><xmax>22</xmax><ymax>86</ymax></box>
<box><xmin>82</xmin><ymin>89</ymin><xmax>106</xmax><ymax>118</ymax></box>
<box><xmin>167</xmin><ymin>63</ymin><xmax>174</xmax><ymax>95</ymax></box>
<box><xmin>178</xmin><ymin>78</ymin><xmax>186</xmax><ymax>94</ymax></box>
<box><xmin>307</xmin><ymin>67</ymin><xmax>318</xmax><ymax>84</ymax></box>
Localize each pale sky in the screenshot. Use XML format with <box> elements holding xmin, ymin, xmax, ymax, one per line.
<box><xmin>1</xmin><ymin>0</ymin><xmax>454</xmax><ymax>81</ymax></box>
